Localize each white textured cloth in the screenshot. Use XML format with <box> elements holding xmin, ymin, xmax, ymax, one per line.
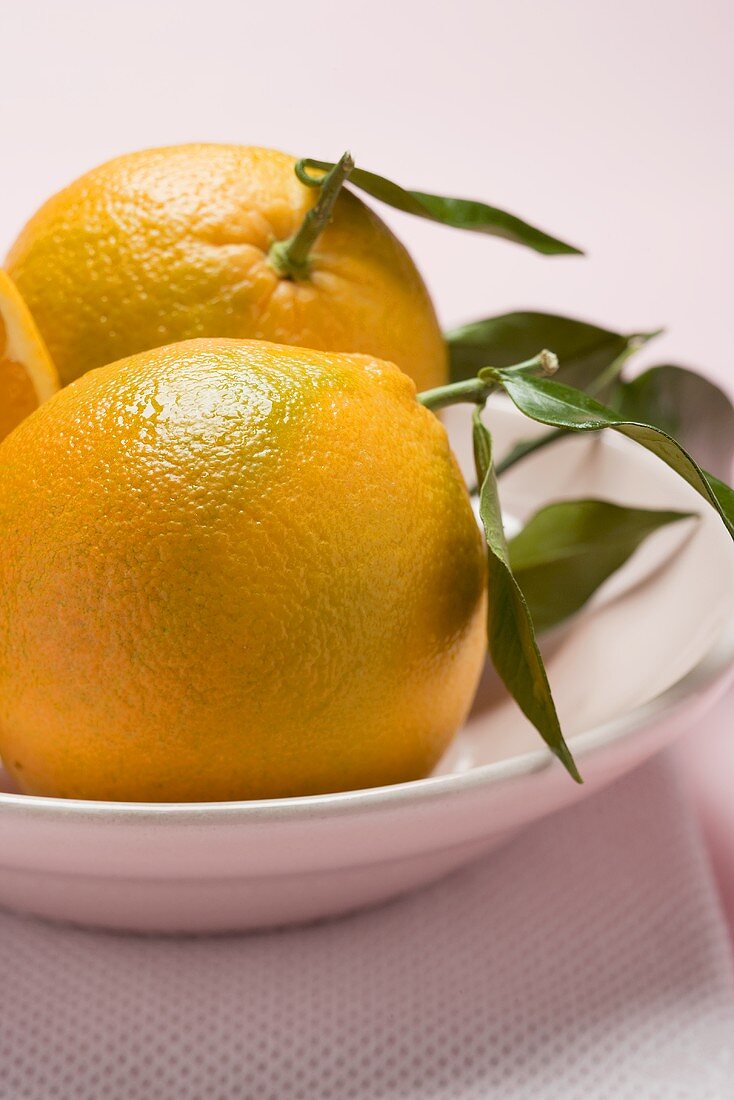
<box><xmin>1</xmin><ymin>755</ymin><xmax>733</xmax><ymax>1099</ymax></box>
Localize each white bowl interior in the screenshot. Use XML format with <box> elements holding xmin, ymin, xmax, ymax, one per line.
<box><xmin>436</xmin><ymin>402</ymin><xmax>734</xmax><ymax>775</ymax></box>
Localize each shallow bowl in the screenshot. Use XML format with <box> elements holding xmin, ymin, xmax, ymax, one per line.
<box><xmin>1</xmin><ymin>402</ymin><xmax>732</xmax><ymax>932</ymax></box>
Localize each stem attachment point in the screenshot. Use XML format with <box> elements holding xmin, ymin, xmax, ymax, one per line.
<box><xmin>269</xmin><ymin>151</ymin><xmax>354</xmax><ymax>281</ymax></box>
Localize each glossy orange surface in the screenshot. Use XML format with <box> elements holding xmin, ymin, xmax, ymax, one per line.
<box><xmin>0</xmin><ymin>339</ymin><xmax>485</xmax><ymax>801</ymax></box>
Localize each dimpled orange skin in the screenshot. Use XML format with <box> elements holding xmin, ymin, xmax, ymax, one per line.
<box><xmin>5</xmin><ymin>144</ymin><xmax>448</xmax><ymax>392</ymax></box>
<box><xmin>0</xmin><ymin>339</ymin><xmax>486</xmax><ymax>802</ymax></box>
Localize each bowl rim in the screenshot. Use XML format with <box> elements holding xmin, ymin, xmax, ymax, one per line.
<box><xmin>1</xmin><ymin>615</ymin><xmax>732</xmax><ymax>823</ymax></box>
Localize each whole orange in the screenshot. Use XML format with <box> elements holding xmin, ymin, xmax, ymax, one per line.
<box><xmin>5</xmin><ymin>145</ymin><xmax>447</xmax><ymax>392</ymax></box>
<box><xmin>0</xmin><ymin>339</ymin><xmax>486</xmax><ymax>802</ymax></box>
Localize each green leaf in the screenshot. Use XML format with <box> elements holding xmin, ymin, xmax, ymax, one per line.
<box><xmin>471</xmin><ymin>409</ymin><xmax>581</xmax><ymax>782</ymax></box>
<box><xmin>299</xmin><ymin>159</ymin><xmax>582</xmax><ymax>256</ymax></box>
<box><xmin>612</xmin><ymin>364</ymin><xmax>734</xmax><ymax>479</ymax></box>
<box><xmin>508</xmin><ymin>499</ymin><xmax>694</xmax><ymax>633</ymax></box>
<box><xmin>445</xmin><ymin>311</ymin><xmax>660</xmax><ymax>388</ymax></box>
<box><xmin>490</xmin><ymin>371</ymin><xmax>734</xmax><ymax>538</ymax></box>
<box><xmin>707</xmin><ymin>471</ymin><xmax>734</xmax><ymax>522</ymax></box>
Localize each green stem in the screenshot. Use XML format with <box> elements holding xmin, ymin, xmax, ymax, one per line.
<box><xmin>494</xmin><ymin>336</ymin><xmax>660</xmax><ymax>476</ymax></box>
<box><xmin>418</xmin><ymin>377</ymin><xmax>494</xmax><ymax>412</ymax></box>
<box><xmin>479</xmin><ymin>348</ymin><xmax>559</xmax><ymax>382</ymax></box>
<box><xmin>418</xmin><ymin>350</ymin><xmax>558</xmax><ymax>413</ymax></box>
<box><xmin>269</xmin><ymin>152</ymin><xmax>354</xmax><ymax>280</ymax></box>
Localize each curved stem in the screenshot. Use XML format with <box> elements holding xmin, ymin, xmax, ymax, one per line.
<box><xmin>417</xmin><ymin>378</ymin><xmax>494</xmax><ymax>412</ymax></box>
<box><xmin>269</xmin><ymin>152</ymin><xmax>354</xmax><ymax>280</ymax></box>
<box><xmin>418</xmin><ymin>349</ymin><xmax>558</xmax><ymax>413</ymax></box>
<box><xmin>478</xmin><ymin>349</ymin><xmax>558</xmax><ymax>382</ymax></box>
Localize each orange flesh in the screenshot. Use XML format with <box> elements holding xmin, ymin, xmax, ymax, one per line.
<box><xmin>0</xmin><ymin>313</ymin><xmax>40</xmax><ymax>441</ymax></box>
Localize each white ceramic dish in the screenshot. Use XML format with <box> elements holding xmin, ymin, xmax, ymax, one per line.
<box><xmin>1</xmin><ymin>402</ymin><xmax>732</xmax><ymax>933</ymax></box>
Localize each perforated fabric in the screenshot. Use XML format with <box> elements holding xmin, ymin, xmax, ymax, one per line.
<box><xmin>0</xmin><ymin>754</ymin><xmax>732</xmax><ymax>1099</ymax></box>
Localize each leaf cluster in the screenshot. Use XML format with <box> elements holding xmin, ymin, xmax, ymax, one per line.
<box><xmin>298</xmin><ymin>156</ymin><xmax>734</xmax><ymax>780</ymax></box>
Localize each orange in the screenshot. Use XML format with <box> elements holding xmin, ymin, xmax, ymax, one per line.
<box><xmin>0</xmin><ymin>270</ymin><xmax>58</xmax><ymax>442</ymax></box>
<box><xmin>0</xmin><ymin>339</ymin><xmax>486</xmax><ymax>802</ymax></box>
<box><xmin>5</xmin><ymin>144</ymin><xmax>447</xmax><ymax>392</ymax></box>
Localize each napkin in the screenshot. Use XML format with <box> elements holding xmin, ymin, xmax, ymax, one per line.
<box><xmin>1</xmin><ymin>753</ymin><xmax>732</xmax><ymax>1100</ymax></box>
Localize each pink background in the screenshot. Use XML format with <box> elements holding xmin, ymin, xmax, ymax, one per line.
<box><xmin>1</xmin><ymin>1</ymin><xmax>733</xmax><ymax>918</ymax></box>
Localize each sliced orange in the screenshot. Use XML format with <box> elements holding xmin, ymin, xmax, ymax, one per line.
<box><xmin>0</xmin><ymin>270</ymin><xmax>59</xmax><ymax>442</ymax></box>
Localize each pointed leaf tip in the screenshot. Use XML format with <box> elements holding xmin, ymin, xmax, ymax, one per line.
<box><xmin>508</xmin><ymin>499</ymin><xmax>696</xmax><ymax>633</ymax></box>
<box><xmin>471</xmin><ymin>412</ymin><xmax>580</xmax><ymax>783</ymax></box>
